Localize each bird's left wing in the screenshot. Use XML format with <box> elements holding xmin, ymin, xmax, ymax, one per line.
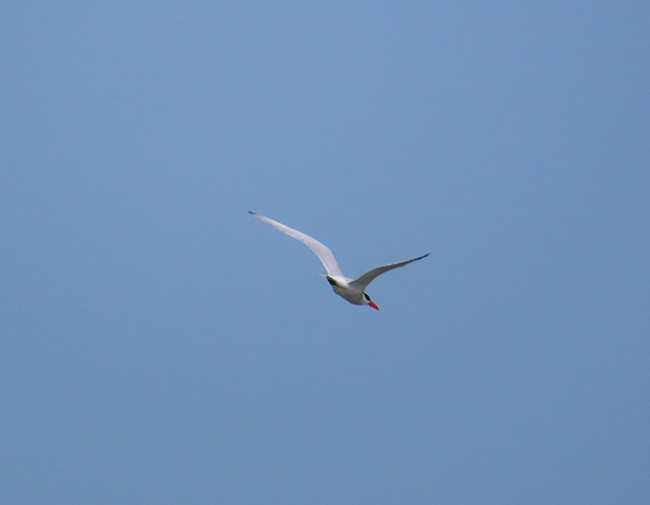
<box><xmin>249</xmin><ymin>211</ymin><xmax>343</xmax><ymax>277</ymax></box>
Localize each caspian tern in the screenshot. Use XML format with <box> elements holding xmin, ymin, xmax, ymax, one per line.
<box><xmin>249</xmin><ymin>211</ymin><xmax>429</xmax><ymax>310</ymax></box>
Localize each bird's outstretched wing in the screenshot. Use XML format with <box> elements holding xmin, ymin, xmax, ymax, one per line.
<box><xmin>249</xmin><ymin>211</ymin><xmax>343</xmax><ymax>277</ymax></box>
<box><xmin>349</xmin><ymin>253</ymin><xmax>430</xmax><ymax>290</ymax></box>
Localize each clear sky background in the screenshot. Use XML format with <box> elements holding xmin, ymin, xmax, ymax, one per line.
<box><xmin>2</xmin><ymin>2</ymin><xmax>649</xmax><ymax>504</ymax></box>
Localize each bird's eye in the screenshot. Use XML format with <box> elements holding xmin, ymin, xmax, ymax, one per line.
<box><xmin>363</xmin><ymin>293</ymin><xmax>371</xmax><ymax>301</ymax></box>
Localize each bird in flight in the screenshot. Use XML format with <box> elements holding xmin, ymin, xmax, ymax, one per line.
<box><xmin>249</xmin><ymin>211</ymin><xmax>429</xmax><ymax>310</ymax></box>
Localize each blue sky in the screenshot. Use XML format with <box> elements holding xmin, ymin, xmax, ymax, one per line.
<box><xmin>2</xmin><ymin>2</ymin><xmax>649</xmax><ymax>504</ymax></box>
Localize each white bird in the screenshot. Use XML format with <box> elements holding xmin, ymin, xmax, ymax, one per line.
<box><xmin>249</xmin><ymin>211</ymin><xmax>429</xmax><ymax>310</ymax></box>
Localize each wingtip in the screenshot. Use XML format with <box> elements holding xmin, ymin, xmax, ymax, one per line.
<box><xmin>248</xmin><ymin>210</ymin><xmax>257</xmax><ymax>216</ymax></box>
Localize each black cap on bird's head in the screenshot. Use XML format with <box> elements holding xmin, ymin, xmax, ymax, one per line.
<box><xmin>363</xmin><ymin>293</ymin><xmax>379</xmax><ymax>310</ymax></box>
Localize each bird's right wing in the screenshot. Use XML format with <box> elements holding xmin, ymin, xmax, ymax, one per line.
<box><xmin>349</xmin><ymin>253</ymin><xmax>430</xmax><ymax>290</ymax></box>
<box><xmin>249</xmin><ymin>211</ymin><xmax>343</xmax><ymax>277</ymax></box>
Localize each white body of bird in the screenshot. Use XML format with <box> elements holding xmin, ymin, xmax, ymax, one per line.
<box><xmin>249</xmin><ymin>211</ymin><xmax>429</xmax><ymax>310</ymax></box>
